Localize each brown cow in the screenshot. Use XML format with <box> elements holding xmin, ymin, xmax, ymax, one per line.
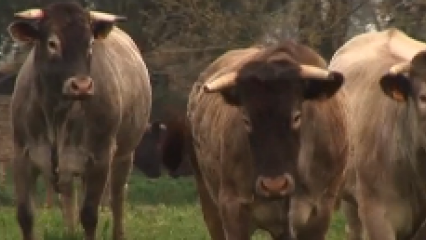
<box><xmin>7</xmin><ymin>2</ymin><xmax>151</xmax><ymax>240</ymax></box>
<box><xmin>162</xmin><ymin>41</ymin><xmax>348</xmax><ymax>239</ymax></box>
<box><xmin>329</xmin><ymin>28</ymin><xmax>426</xmax><ymax>240</ymax></box>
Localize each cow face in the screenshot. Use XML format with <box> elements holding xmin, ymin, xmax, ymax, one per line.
<box><xmin>380</xmin><ymin>51</ymin><xmax>426</xmax><ymax>119</ymax></box>
<box><xmin>7</xmin><ymin>2</ymin><xmax>125</xmax><ymax>100</ymax></box>
<box><xmin>204</xmin><ymin>50</ymin><xmax>344</xmax><ymax>198</ymax></box>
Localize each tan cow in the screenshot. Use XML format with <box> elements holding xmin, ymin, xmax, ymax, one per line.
<box><xmin>330</xmin><ymin>28</ymin><xmax>426</xmax><ymax>240</ymax></box>
<box><xmin>162</xmin><ymin>41</ymin><xmax>348</xmax><ymax>239</ymax></box>
<box><xmin>8</xmin><ymin>2</ymin><xmax>151</xmax><ymax>240</ymax></box>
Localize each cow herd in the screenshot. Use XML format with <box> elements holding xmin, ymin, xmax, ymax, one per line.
<box><xmin>1</xmin><ymin>1</ymin><xmax>426</xmax><ymax>240</ymax></box>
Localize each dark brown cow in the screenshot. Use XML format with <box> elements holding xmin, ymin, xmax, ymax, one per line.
<box><xmin>330</xmin><ymin>28</ymin><xmax>426</xmax><ymax>240</ymax></box>
<box><xmin>133</xmin><ymin>119</ymin><xmax>193</xmax><ymax>178</ymax></box>
<box><xmin>162</xmin><ymin>41</ymin><xmax>347</xmax><ymax>239</ymax></box>
<box><xmin>133</xmin><ymin>121</ymin><xmax>167</xmax><ymax>178</ymax></box>
<box><xmin>8</xmin><ymin>2</ymin><xmax>151</xmax><ymax>240</ymax></box>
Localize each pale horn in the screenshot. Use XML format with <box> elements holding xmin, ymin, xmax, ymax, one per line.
<box><xmin>203</xmin><ymin>72</ymin><xmax>238</xmax><ymax>93</ymax></box>
<box><xmin>14</xmin><ymin>9</ymin><xmax>44</xmax><ymax>19</ymax></box>
<box><xmin>388</xmin><ymin>62</ymin><xmax>411</xmax><ymax>75</ymax></box>
<box><xmin>299</xmin><ymin>65</ymin><xmax>331</xmax><ymax>79</ymax></box>
<box><xmin>90</xmin><ymin>11</ymin><xmax>127</xmax><ymax>22</ymax></box>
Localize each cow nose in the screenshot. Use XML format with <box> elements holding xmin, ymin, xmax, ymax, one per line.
<box><xmin>256</xmin><ymin>173</ymin><xmax>295</xmax><ymax>197</ymax></box>
<box><xmin>64</xmin><ymin>76</ymin><xmax>94</xmax><ymax>96</ymax></box>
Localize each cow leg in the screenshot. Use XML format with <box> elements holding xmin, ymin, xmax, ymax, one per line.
<box><xmin>358</xmin><ymin>182</ymin><xmax>395</xmax><ymax>240</ymax></box>
<box><xmin>100</xmin><ymin>179</ymin><xmax>110</xmax><ymax>212</ymax></box>
<box><xmin>295</xmin><ymin>206</ymin><xmax>333</xmax><ymax>240</ymax></box>
<box><xmin>59</xmin><ymin>181</ymin><xmax>77</xmax><ymax>234</ymax></box>
<box><xmin>194</xmin><ymin>173</ymin><xmax>226</xmax><ymax>239</ymax></box>
<box><xmin>218</xmin><ymin>188</ymin><xmax>251</xmax><ymax>240</ymax></box>
<box><xmin>44</xmin><ymin>177</ymin><xmax>55</xmax><ymax>208</ymax></box>
<box><xmin>110</xmin><ymin>154</ymin><xmax>132</xmax><ymax>240</ymax></box>
<box><xmin>80</xmin><ymin>164</ymin><xmax>109</xmax><ymax>240</ymax></box>
<box><xmin>342</xmin><ymin>200</ymin><xmax>363</xmax><ymax>240</ymax></box>
<box><xmin>14</xmin><ymin>156</ymin><xmax>38</xmax><ymax>240</ymax></box>
<box><xmin>270</xmin><ymin>220</ymin><xmax>292</xmax><ymax>240</ymax></box>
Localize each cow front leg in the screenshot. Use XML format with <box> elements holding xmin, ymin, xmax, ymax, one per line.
<box><xmin>80</xmin><ymin>164</ymin><xmax>108</xmax><ymax>240</ymax></box>
<box><xmin>59</xmin><ymin>180</ymin><xmax>77</xmax><ymax>234</ymax></box>
<box><xmin>293</xmin><ymin>202</ymin><xmax>333</xmax><ymax>240</ymax></box>
<box><xmin>14</xmin><ymin>154</ymin><xmax>38</xmax><ymax>240</ymax></box>
<box><xmin>110</xmin><ymin>154</ymin><xmax>133</xmax><ymax>240</ymax></box>
<box><xmin>218</xmin><ymin>188</ymin><xmax>251</xmax><ymax>240</ymax></box>
<box><xmin>43</xmin><ymin>176</ymin><xmax>55</xmax><ymax>208</ymax></box>
<box><xmin>342</xmin><ymin>200</ymin><xmax>363</xmax><ymax>240</ymax></box>
<box><xmin>357</xmin><ymin>182</ymin><xmax>395</xmax><ymax>240</ymax></box>
<box><xmin>100</xmin><ymin>179</ymin><xmax>110</xmax><ymax>212</ymax></box>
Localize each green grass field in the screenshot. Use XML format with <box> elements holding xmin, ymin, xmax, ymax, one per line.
<box><xmin>0</xmin><ymin>172</ymin><xmax>346</xmax><ymax>239</ymax></box>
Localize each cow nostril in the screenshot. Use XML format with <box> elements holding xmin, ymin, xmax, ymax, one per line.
<box><xmin>69</xmin><ymin>78</ymin><xmax>93</xmax><ymax>94</ymax></box>
<box><xmin>257</xmin><ymin>174</ymin><xmax>294</xmax><ymax>196</ymax></box>
<box><xmin>70</xmin><ymin>80</ymin><xmax>80</xmax><ymax>92</ymax></box>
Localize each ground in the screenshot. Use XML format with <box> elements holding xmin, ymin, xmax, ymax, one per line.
<box><xmin>0</xmin><ymin>171</ymin><xmax>346</xmax><ymax>240</ymax></box>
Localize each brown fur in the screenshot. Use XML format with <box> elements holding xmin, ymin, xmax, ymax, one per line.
<box><xmin>9</xmin><ymin>2</ymin><xmax>151</xmax><ymax>240</ymax></box>
<box><xmin>163</xmin><ymin>41</ymin><xmax>348</xmax><ymax>239</ymax></box>
<box><xmin>329</xmin><ymin>28</ymin><xmax>426</xmax><ymax>240</ymax></box>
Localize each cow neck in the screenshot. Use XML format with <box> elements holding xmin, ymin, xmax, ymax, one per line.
<box><xmin>35</xmin><ymin>74</ymin><xmax>75</xmax><ymax>143</ymax></box>
<box><xmin>34</xmin><ymin>74</ymin><xmax>75</xmax><ymax>191</ymax></box>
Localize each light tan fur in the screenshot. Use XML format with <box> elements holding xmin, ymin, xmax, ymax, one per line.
<box><xmin>329</xmin><ymin>28</ymin><xmax>426</xmax><ymax>240</ymax></box>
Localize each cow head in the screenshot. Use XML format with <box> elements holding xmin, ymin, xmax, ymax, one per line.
<box><xmin>203</xmin><ymin>47</ymin><xmax>344</xmax><ymax>198</ymax></box>
<box><xmin>7</xmin><ymin>2</ymin><xmax>126</xmax><ymax>100</ymax></box>
<box><xmin>380</xmin><ymin>50</ymin><xmax>426</xmax><ymax>119</ymax></box>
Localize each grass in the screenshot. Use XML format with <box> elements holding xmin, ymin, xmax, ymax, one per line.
<box><xmin>0</xmin><ymin>171</ymin><xmax>346</xmax><ymax>239</ymax></box>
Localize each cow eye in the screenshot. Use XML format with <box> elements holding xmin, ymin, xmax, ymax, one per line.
<box><xmin>48</xmin><ymin>40</ymin><xmax>57</xmax><ymax>50</ymax></box>
<box><xmin>420</xmin><ymin>94</ymin><xmax>426</xmax><ymax>103</ymax></box>
<box><xmin>292</xmin><ymin>111</ymin><xmax>301</xmax><ymax>129</ymax></box>
<box><xmin>46</xmin><ymin>34</ymin><xmax>60</xmax><ymax>55</ymax></box>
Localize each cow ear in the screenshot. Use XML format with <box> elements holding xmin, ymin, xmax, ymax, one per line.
<box><xmin>380</xmin><ymin>73</ymin><xmax>411</xmax><ymax>102</ymax></box>
<box><xmin>304</xmin><ymin>71</ymin><xmax>344</xmax><ymax>100</ymax></box>
<box><xmin>7</xmin><ymin>21</ymin><xmax>39</xmax><ymax>43</ymax></box>
<box><xmin>220</xmin><ymin>88</ymin><xmax>241</xmax><ymax>106</ymax></box>
<box><xmin>92</xmin><ymin>21</ymin><xmax>114</xmax><ymax>40</ymax></box>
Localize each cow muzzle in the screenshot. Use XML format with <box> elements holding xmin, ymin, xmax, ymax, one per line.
<box><xmin>255</xmin><ymin>173</ymin><xmax>295</xmax><ymax>197</ymax></box>
<box><xmin>63</xmin><ymin>76</ymin><xmax>94</xmax><ymax>98</ymax></box>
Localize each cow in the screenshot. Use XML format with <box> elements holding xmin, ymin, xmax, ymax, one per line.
<box><xmin>133</xmin><ymin>119</ymin><xmax>193</xmax><ymax>178</ymax></box>
<box><xmin>7</xmin><ymin>2</ymin><xmax>151</xmax><ymax>240</ymax></box>
<box><xmin>329</xmin><ymin>28</ymin><xmax>426</xmax><ymax>240</ymax></box>
<box><xmin>161</xmin><ymin>41</ymin><xmax>348</xmax><ymax>239</ymax></box>
<box><xmin>133</xmin><ymin>121</ymin><xmax>168</xmax><ymax>178</ymax></box>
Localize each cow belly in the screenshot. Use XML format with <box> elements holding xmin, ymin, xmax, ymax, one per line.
<box><xmin>250</xmin><ymin>200</ymin><xmax>289</xmax><ymax>236</ymax></box>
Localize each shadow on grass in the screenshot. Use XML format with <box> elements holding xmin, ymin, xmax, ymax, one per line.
<box><xmin>126</xmin><ymin>172</ymin><xmax>198</xmax><ymax>206</ymax></box>
<box><xmin>0</xmin><ymin>169</ymin><xmax>198</xmax><ymax>207</ymax></box>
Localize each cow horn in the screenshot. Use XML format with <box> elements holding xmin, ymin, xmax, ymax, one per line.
<box><xmin>14</xmin><ymin>9</ymin><xmax>44</xmax><ymax>19</ymax></box>
<box><xmin>388</xmin><ymin>62</ymin><xmax>411</xmax><ymax>75</ymax></box>
<box><xmin>160</xmin><ymin>124</ymin><xmax>167</xmax><ymax>130</ymax></box>
<box><xmin>299</xmin><ymin>65</ymin><xmax>331</xmax><ymax>79</ymax></box>
<box><xmin>203</xmin><ymin>72</ymin><xmax>238</xmax><ymax>93</ymax></box>
<box><xmin>89</xmin><ymin>11</ymin><xmax>127</xmax><ymax>22</ymax></box>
